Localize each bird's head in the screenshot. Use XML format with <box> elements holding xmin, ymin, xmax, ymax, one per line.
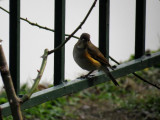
<box><xmin>80</xmin><ymin>33</ymin><xmax>90</xmax><ymax>42</ymax></box>
<box><xmin>77</xmin><ymin>33</ymin><xmax>90</xmax><ymax>49</ymax></box>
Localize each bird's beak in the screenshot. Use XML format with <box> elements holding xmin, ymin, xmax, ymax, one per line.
<box><xmin>77</xmin><ymin>39</ymin><xmax>85</xmax><ymax>48</ymax></box>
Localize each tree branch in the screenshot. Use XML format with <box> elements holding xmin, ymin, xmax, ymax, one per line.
<box><xmin>0</xmin><ymin>6</ymin><xmax>79</xmax><ymax>40</ymax></box>
<box><xmin>109</xmin><ymin>56</ymin><xmax>160</xmax><ymax>89</ymax></box>
<box><xmin>0</xmin><ymin>40</ymin><xmax>23</xmax><ymax>120</ymax></box>
<box><xmin>48</xmin><ymin>0</ymin><xmax>98</xmax><ymax>55</ymax></box>
<box><xmin>0</xmin><ymin>6</ymin><xmax>8</xmax><ymax>13</ymax></box>
<box><xmin>21</xmin><ymin>49</ymin><xmax>49</xmax><ymax>103</ymax></box>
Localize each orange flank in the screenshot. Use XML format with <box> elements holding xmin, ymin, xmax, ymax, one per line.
<box><xmin>84</xmin><ymin>50</ymin><xmax>101</xmax><ymax>68</ymax></box>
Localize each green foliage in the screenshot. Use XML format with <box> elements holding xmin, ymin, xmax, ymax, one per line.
<box><xmin>23</xmin><ymin>97</ymin><xmax>77</xmax><ymax>120</ymax></box>
<box><xmin>128</xmin><ymin>54</ymin><xmax>135</xmax><ymax>61</ymax></box>
<box><xmin>122</xmin><ymin>92</ymin><xmax>160</xmax><ymax>111</ymax></box>
<box><xmin>0</xmin><ymin>97</ymin><xmax>7</xmax><ymax>104</ymax></box>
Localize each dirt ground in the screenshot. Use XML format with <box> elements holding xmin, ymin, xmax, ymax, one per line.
<box><xmin>64</xmin><ymin>99</ymin><xmax>157</xmax><ymax>120</ymax></box>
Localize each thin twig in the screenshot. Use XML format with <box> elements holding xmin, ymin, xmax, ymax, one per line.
<box><xmin>0</xmin><ymin>6</ymin><xmax>79</xmax><ymax>40</ymax></box>
<box><xmin>0</xmin><ymin>6</ymin><xmax>9</xmax><ymax>13</ymax></box>
<box><xmin>48</xmin><ymin>0</ymin><xmax>98</xmax><ymax>55</ymax></box>
<box><xmin>21</xmin><ymin>18</ymin><xmax>55</xmax><ymax>32</ymax></box>
<box><xmin>109</xmin><ymin>56</ymin><xmax>160</xmax><ymax>89</ymax></box>
<box><xmin>21</xmin><ymin>49</ymin><xmax>49</xmax><ymax>103</ymax></box>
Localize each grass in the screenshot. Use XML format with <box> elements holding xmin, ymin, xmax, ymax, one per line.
<box><xmin>1</xmin><ymin>67</ymin><xmax>160</xmax><ymax>120</ymax></box>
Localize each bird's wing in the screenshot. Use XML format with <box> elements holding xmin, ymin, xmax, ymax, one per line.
<box><xmin>87</xmin><ymin>41</ymin><xmax>111</xmax><ymax>68</ymax></box>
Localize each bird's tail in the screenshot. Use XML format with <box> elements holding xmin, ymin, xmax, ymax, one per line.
<box><xmin>101</xmin><ymin>67</ymin><xmax>119</xmax><ymax>86</ymax></box>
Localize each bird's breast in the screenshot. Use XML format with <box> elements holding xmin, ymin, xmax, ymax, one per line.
<box><xmin>73</xmin><ymin>46</ymin><xmax>101</xmax><ymax>71</ymax></box>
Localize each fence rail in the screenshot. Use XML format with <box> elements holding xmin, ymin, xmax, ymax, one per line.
<box><xmin>9</xmin><ymin>0</ymin><xmax>20</xmax><ymax>94</ymax></box>
<box><xmin>135</xmin><ymin>0</ymin><xmax>146</xmax><ymax>58</ymax></box>
<box><xmin>54</xmin><ymin>0</ymin><xmax>65</xmax><ymax>85</ymax></box>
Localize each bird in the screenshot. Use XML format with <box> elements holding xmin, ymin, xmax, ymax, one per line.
<box><xmin>73</xmin><ymin>33</ymin><xmax>119</xmax><ymax>86</ymax></box>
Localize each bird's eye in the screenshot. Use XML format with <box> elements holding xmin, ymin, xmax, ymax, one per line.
<box><xmin>81</xmin><ymin>38</ymin><xmax>89</xmax><ymax>42</ymax></box>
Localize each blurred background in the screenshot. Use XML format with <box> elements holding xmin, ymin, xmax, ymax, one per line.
<box><xmin>0</xmin><ymin>0</ymin><xmax>160</xmax><ymax>88</ymax></box>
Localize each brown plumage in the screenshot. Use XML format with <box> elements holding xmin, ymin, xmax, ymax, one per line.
<box><xmin>73</xmin><ymin>33</ymin><xmax>119</xmax><ymax>86</ymax></box>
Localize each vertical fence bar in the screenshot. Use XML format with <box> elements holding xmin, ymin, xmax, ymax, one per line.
<box><xmin>135</xmin><ymin>0</ymin><xmax>146</xmax><ymax>59</ymax></box>
<box><xmin>54</xmin><ymin>0</ymin><xmax>65</xmax><ymax>85</ymax></box>
<box><xmin>99</xmin><ymin>0</ymin><xmax>110</xmax><ymax>59</ymax></box>
<box><xmin>9</xmin><ymin>0</ymin><xmax>20</xmax><ymax>94</ymax></box>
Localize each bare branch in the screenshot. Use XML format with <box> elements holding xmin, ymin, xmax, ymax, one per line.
<box><xmin>21</xmin><ymin>49</ymin><xmax>49</xmax><ymax>103</ymax></box>
<box><xmin>0</xmin><ymin>6</ymin><xmax>79</xmax><ymax>40</ymax></box>
<box><xmin>0</xmin><ymin>41</ymin><xmax>23</xmax><ymax>120</ymax></box>
<box><xmin>21</xmin><ymin>17</ymin><xmax>56</xmax><ymax>32</ymax></box>
<box><xmin>0</xmin><ymin>6</ymin><xmax>9</xmax><ymax>13</ymax></box>
<box><xmin>109</xmin><ymin>56</ymin><xmax>160</xmax><ymax>89</ymax></box>
<box><xmin>48</xmin><ymin>0</ymin><xmax>98</xmax><ymax>55</ymax></box>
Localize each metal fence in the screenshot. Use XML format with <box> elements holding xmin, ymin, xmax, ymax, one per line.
<box><xmin>1</xmin><ymin>0</ymin><xmax>160</xmax><ymax>116</ymax></box>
